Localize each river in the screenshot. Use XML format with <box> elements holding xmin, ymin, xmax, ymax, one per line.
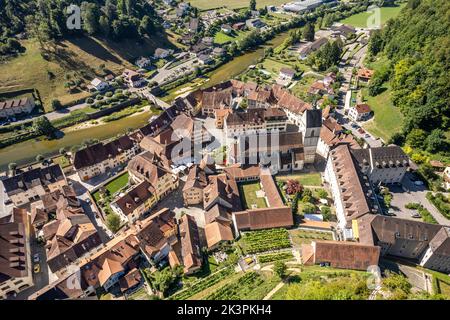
<box><xmin>0</xmin><ymin>112</ymin><xmax>152</xmax><ymax>170</ymax></box>
<box><xmin>0</xmin><ymin>31</ymin><xmax>291</xmax><ymax>170</ymax></box>
<box><xmin>204</xmin><ymin>31</ymin><xmax>290</xmax><ymax>87</ymax></box>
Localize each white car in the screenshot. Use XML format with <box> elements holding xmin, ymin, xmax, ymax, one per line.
<box><xmin>33</xmin><ymin>253</ymin><xmax>40</xmax><ymax>263</ymax></box>
<box><xmin>414</xmin><ymin>180</ymin><xmax>424</xmax><ymax>186</ymax></box>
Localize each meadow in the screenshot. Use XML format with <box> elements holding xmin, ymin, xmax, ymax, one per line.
<box><xmin>338</xmin><ymin>4</ymin><xmax>406</xmax><ymax>28</ymax></box>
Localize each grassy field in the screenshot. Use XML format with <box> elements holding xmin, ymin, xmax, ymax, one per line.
<box><xmin>361</xmin><ymin>84</ymin><xmax>403</xmax><ymax>142</ymax></box>
<box><xmin>275</xmin><ymin>172</ymin><xmax>322</xmax><ymax>186</ymax></box>
<box><xmin>214</xmin><ymin>30</ymin><xmax>249</xmax><ymax>45</ymax></box>
<box><xmin>289</xmin><ymin>229</ymin><xmax>333</xmax><ymax>246</ymax></box>
<box><xmin>262</xmin><ymin>58</ymin><xmax>293</xmax><ymax>76</ymax></box>
<box><xmin>0</xmin><ymin>34</ymin><xmax>175</xmax><ymax>111</ymax></box>
<box><xmin>190</xmin><ymin>0</ymin><xmax>288</xmax><ymax>10</ymax></box>
<box><xmin>214</xmin><ymin>31</ymin><xmax>235</xmax><ymax>44</ymax></box>
<box><xmin>239</xmin><ymin>181</ymin><xmax>268</xmax><ymax>209</ymax></box>
<box><xmin>338</xmin><ymin>4</ymin><xmax>406</xmax><ymax>28</ymax></box>
<box><xmin>52</xmin><ymin>155</ymin><xmax>71</xmax><ymax>169</ymax></box>
<box><xmin>92</xmin><ymin>172</ymin><xmax>129</xmax><ymax>202</ymax></box>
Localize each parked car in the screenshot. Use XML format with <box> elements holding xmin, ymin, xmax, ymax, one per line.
<box><xmin>414</xmin><ymin>180</ymin><xmax>424</xmax><ymax>186</ymax></box>
<box><xmin>33</xmin><ymin>253</ymin><xmax>40</xmax><ymax>263</ymax></box>
<box><xmin>411</xmin><ymin>212</ymin><xmax>421</xmax><ymax>218</ymax></box>
<box><xmin>33</xmin><ymin>264</ymin><xmax>41</xmax><ymax>274</ymax></box>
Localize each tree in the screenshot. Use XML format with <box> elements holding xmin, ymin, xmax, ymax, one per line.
<box><xmin>301</xmin><ymin>203</ymin><xmax>316</xmax><ymax>215</ymax></box>
<box><xmin>384</xmin><ymin>193</ymin><xmax>393</xmax><ymax>208</ymax></box>
<box><xmin>33</xmin><ymin>116</ymin><xmax>55</xmax><ymax>137</ymax></box>
<box><xmin>139</xmin><ymin>15</ymin><xmax>154</xmax><ymax>36</ymax></box>
<box><xmin>59</xmin><ymin>147</ymin><xmax>67</xmax><ymax>155</ymax></box>
<box><xmin>106</xmin><ymin>213</ymin><xmax>121</xmax><ymax>233</ymax></box>
<box><xmin>149</xmin><ymin>267</ymin><xmax>182</xmax><ymax>297</ymax></box>
<box><xmin>302</xmin><ymin>22</ymin><xmax>315</xmax><ymax>42</ymax></box>
<box><xmin>382</xmin><ymin>271</ymin><xmax>412</xmax><ymax>300</ymax></box>
<box><xmin>81</xmin><ymin>2</ymin><xmax>100</xmax><ymax>35</ymax></box>
<box><xmin>273</xmin><ymin>261</ymin><xmax>287</xmax><ymax>279</ymax></box>
<box><xmin>36</xmin><ymin>154</ymin><xmax>45</xmax><ymax>162</ymax></box>
<box><xmin>425</xmin><ymin>129</ymin><xmax>446</xmax><ymax>153</ymax></box>
<box><xmin>99</xmin><ymin>15</ymin><xmax>111</xmax><ymax>36</ymax></box>
<box><xmin>51</xmin><ymin>99</ymin><xmax>63</xmax><ymax>111</ymax></box>
<box><xmin>406</xmin><ymin>129</ymin><xmax>427</xmax><ymax>149</ymax></box>
<box><xmin>250</xmin><ymin>0</ymin><xmax>256</xmax><ymax>11</ymax></box>
<box><xmin>316</xmin><ymin>189</ymin><xmax>328</xmax><ymax>199</ymax></box>
<box><xmin>321</xmin><ymin>206</ymin><xmax>331</xmax><ymax>221</ymax></box>
<box><xmin>388</xmin><ymin>132</ymin><xmax>405</xmax><ymax>146</ymax></box>
<box><xmin>368</xmin><ymin>76</ymin><xmax>383</xmax><ymax>96</ymax></box>
<box><xmin>316</xmin><ymin>17</ymin><xmax>323</xmax><ymax>30</ymax></box>
<box><xmin>368</xmin><ymin>29</ymin><xmax>383</xmax><ymax>56</ymax></box>
<box><xmin>286</xmin><ymin>179</ymin><xmax>303</xmax><ymax>195</ymax></box>
<box><xmin>8</xmin><ymin>162</ymin><xmax>17</xmax><ymax>171</ymax></box>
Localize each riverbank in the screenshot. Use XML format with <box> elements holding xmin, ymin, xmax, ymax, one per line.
<box><xmin>0</xmin><ymin>109</ymin><xmax>153</xmax><ymax>171</ymax></box>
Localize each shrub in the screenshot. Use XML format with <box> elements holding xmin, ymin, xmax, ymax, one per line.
<box><xmin>106</xmin><ymin>213</ymin><xmax>121</xmax><ymax>233</ymax></box>
<box><xmin>86</xmin><ymin>98</ymin><xmax>94</xmax><ymax>104</ymax></box>
<box><xmin>405</xmin><ymin>202</ymin><xmax>420</xmax><ymax>210</ymax></box>
<box><xmin>301</xmin><ymin>203</ymin><xmax>316</xmax><ymax>215</ymax></box>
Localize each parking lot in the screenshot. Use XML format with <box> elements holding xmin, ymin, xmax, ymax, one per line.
<box><xmin>388</xmin><ymin>173</ymin><xmax>450</xmax><ymax>225</ymax></box>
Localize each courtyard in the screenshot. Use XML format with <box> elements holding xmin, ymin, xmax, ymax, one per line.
<box><xmin>239</xmin><ymin>181</ymin><xmax>268</xmax><ymax>209</ymax></box>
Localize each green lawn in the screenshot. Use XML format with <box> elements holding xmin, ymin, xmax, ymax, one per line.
<box><xmin>262</xmin><ymin>58</ymin><xmax>293</xmax><ymax>76</ymax></box>
<box><xmin>214</xmin><ymin>30</ymin><xmax>249</xmax><ymax>45</ymax></box>
<box><xmin>52</xmin><ymin>155</ymin><xmax>71</xmax><ymax>169</ymax></box>
<box><xmin>276</xmin><ymin>172</ymin><xmax>322</xmax><ymax>186</ymax></box>
<box><xmin>190</xmin><ymin>0</ymin><xmax>288</xmax><ymax>10</ymax></box>
<box><xmin>214</xmin><ymin>31</ymin><xmax>235</xmax><ymax>44</ymax></box>
<box><xmin>289</xmin><ymin>229</ymin><xmax>333</xmax><ymax>246</ymax></box>
<box><xmin>92</xmin><ymin>172</ymin><xmax>129</xmax><ymax>202</ymax></box>
<box><xmin>361</xmin><ymin>84</ymin><xmax>403</xmax><ymax>142</ymax></box>
<box><xmin>239</xmin><ymin>182</ymin><xmax>268</xmax><ymax>209</ymax></box>
<box><xmin>338</xmin><ymin>4</ymin><xmax>406</xmax><ymax>28</ymax></box>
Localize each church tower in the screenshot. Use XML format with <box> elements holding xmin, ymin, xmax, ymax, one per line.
<box><xmin>301</xmin><ymin>109</ymin><xmax>322</xmax><ymax>164</ymax></box>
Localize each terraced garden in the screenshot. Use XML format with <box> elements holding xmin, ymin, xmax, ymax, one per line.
<box><xmin>258</xmin><ymin>251</ymin><xmax>294</xmax><ymax>264</ymax></box>
<box><xmin>204</xmin><ymin>271</ymin><xmax>280</xmax><ymax>300</ymax></box>
<box><xmin>168</xmin><ymin>266</ymin><xmax>235</xmax><ymax>300</ymax></box>
<box><xmin>239</xmin><ymin>228</ymin><xmax>291</xmax><ymax>254</ymax></box>
<box><xmin>289</xmin><ymin>229</ymin><xmax>334</xmax><ymax>246</ymax></box>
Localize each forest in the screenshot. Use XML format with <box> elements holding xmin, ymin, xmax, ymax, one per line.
<box><xmin>367</xmin><ymin>0</ymin><xmax>449</xmax><ymax>157</ymax></box>
<box><xmin>0</xmin><ymin>0</ymin><xmax>160</xmax><ymax>55</ymax></box>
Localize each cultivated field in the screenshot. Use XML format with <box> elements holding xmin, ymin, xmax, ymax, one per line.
<box><xmin>190</xmin><ymin>0</ymin><xmax>289</xmax><ymax>10</ymax></box>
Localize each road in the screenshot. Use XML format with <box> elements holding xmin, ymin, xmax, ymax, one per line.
<box><xmin>333</xmin><ymin>32</ymin><xmax>382</xmax><ymax>148</ymax></box>
<box><xmin>11</xmin><ymin>227</ymin><xmax>51</xmax><ymax>300</ymax></box>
